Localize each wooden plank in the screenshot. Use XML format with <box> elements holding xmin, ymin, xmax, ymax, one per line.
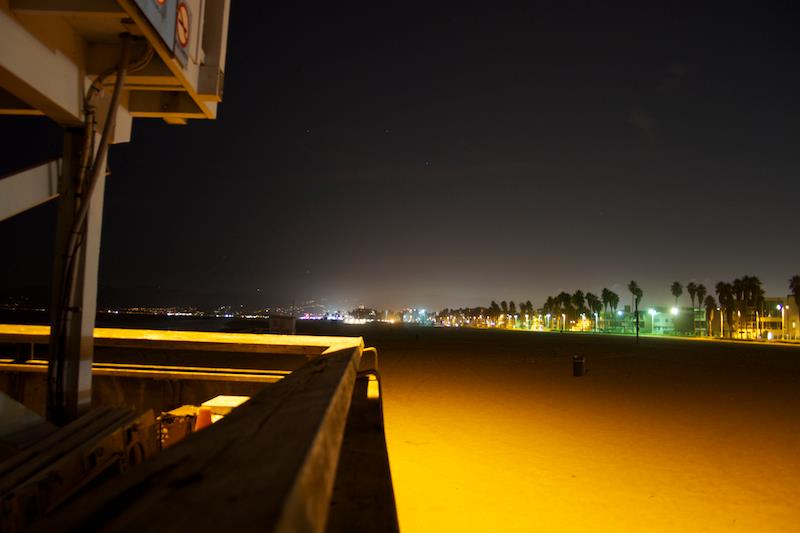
<box><xmin>0</xmin><ymin>324</ymin><xmax>363</xmax><ymax>357</ymax></box>
<box><xmin>36</xmin><ymin>346</ymin><xmax>362</xmax><ymax>533</ymax></box>
<box><xmin>0</xmin><ymin>86</ymin><xmax>42</xmax><ymax>115</ymax></box>
<box><xmin>10</xmin><ymin>0</ymin><xmax>123</xmax><ymax>16</ymax></box>
<box><xmin>0</xmin><ymin>407</ymin><xmax>127</xmax><ymax>489</ymax></box>
<box><xmin>326</xmin><ymin>374</ymin><xmax>399</xmax><ymax>532</ymax></box>
<box><xmin>0</xmin><ymin>360</ymin><xmax>290</xmax><ymax>383</ymax></box>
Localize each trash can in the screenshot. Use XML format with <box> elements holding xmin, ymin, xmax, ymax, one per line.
<box><xmin>572</xmin><ymin>355</ymin><xmax>586</xmax><ymax>377</ymax></box>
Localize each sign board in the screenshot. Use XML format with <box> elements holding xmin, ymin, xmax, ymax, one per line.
<box><xmin>173</xmin><ymin>1</ymin><xmax>190</xmax><ymax>67</ymax></box>
<box><xmin>133</xmin><ymin>0</ymin><xmax>177</xmax><ymax>50</ymax></box>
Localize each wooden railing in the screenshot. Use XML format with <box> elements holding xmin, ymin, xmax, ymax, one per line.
<box><xmin>0</xmin><ymin>325</ymin><xmax>398</xmax><ymax>532</ymax></box>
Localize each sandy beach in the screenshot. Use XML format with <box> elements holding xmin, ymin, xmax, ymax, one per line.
<box><xmin>301</xmin><ymin>323</ymin><xmax>800</xmax><ymax>532</ymax></box>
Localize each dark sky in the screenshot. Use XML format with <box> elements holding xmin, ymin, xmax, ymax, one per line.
<box><xmin>2</xmin><ymin>2</ymin><xmax>799</xmax><ymax>311</ymax></box>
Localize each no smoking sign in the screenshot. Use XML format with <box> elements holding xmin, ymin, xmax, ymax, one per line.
<box><xmin>174</xmin><ymin>1</ymin><xmax>191</xmax><ymax>67</ymax></box>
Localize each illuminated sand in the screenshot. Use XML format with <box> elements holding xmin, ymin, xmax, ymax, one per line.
<box><xmin>304</xmin><ymin>324</ymin><xmax>800</xmax><ymax>532</ymax></box>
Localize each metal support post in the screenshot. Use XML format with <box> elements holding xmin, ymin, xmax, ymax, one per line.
<box><xmin>47</xmin><ymin>129</ymin><xmax>108</xmax><ymax>425</ymax></box>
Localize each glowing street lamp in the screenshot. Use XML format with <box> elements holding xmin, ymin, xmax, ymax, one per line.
<box><xmin>648</xmin><ymin>308</ymin><xmax>657</xmax><ymax>334</ymax></box>
<box><xmin>778</xmin><ymin>304</ymin><xmax>786</xmax><ymax>339</ymax></box>
<box><xmin>737</xmin><ymin>309</ymin><xmax>741</xmax><ymax>338</ymax></box>
<box><xmin>670</xmin><ymin>307</ymin><xmax>679</xmax><ymax>316</ymax></box>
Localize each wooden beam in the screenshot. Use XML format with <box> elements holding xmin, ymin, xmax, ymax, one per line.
<box><xmin>0</xmin><ymin>159</ymin><xmax>59</xmax><ymax>222</ymax></box>
<box><xmin>326</xmin><ymin>373</ymin><xmax>399</xmax><ymax>532</ymax></box>
<box><xmin>37</xmin><ymin>347</ymin><xmax>363</xmax><ymax>533</ymax></box>
<box><xmin>9</xmin><ymin>0</ymin><xmax>123</xmax><ymax>16</ymax></box>
<box><xmin>0</xmin><ymin>324</ymin><xmax>364</xmax><ymax>357</ymax></box>
<box><xmin>0</xmin><ymin>87</ymin><xmax>43</xmax><ymax>115</ymax></box>
<box><xmin>0</xmin><ymin>8</ymin><xmax>83</xmax><ymax>125</ymax></box>
<box><xmin>0</xmin><ymin>359</ymin><xmax>290</xmax><ymax>383</ymax></box>
<box><xmin>127</xmin><ymin>90</ymin><xmax>206</xmax><ymax>119</ymax></box>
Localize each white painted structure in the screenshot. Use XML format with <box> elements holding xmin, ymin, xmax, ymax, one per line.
<box><xmin>0</xmin><ymin>0</ymin><xmax>230</xmax><ymax>423</ymax></box>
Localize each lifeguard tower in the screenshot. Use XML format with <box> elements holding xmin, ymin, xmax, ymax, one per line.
<box><xmin>0</xmin><ymin>2</ymin><xmax>396</xmax><ymax>530</ymax></box>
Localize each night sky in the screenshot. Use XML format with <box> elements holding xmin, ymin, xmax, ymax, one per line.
<box><xmin>1</xmin><ymin>2</ymin><xmax>799</xmax><ymax>311</ymax></box>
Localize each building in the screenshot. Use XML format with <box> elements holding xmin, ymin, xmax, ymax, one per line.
<box><xmin>645</xmin><ymin>306</ymin><xmax>694</xmax><ymax>335</ymax></box>
<box><xmin>704</xmin><ymin>296</ymin><xmax>799</xmax><ymax>340</ymax></box>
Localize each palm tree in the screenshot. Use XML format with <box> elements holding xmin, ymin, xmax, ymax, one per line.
<box><xmin>686</xmin><ymin>282</ymin><xmax>697</xmax><ymax>308</ymax></box>
<box><xmin>703</xmin><ymin>295</ymin><xmax>717</xmax><ymax>336</ymax></box>
<box><xmin>715</xmin><ymin>281</ymin><xmax>734</xmax><ymax>338</ymax></box>
<box><xmin>608</xmin><ymin>290</ymin><xmax>619</xmax><ymax>313</ymax></box>
<box><xmin>600</xmin><ymin>288</ymin><xmax>614</xmax><ymax>332</ymax></box>
<box><xmin>542</xmin><ymin>297</ymin><xmax>554</xmax><ymax>316</ymax></box>
<box><xmin>753</xmin><ymin>284</ymin><xmax>766</xmax><ymax>337</ymax></box>
<box><xmin>489</xmin><ymin>300</ymin><xmax>501</xmax><ymax>323</ymax></box>
<box><xmin>522</xmin><ymin>300</ymin><xmax>533</xmax><ymax>328</ymax></box>
<box><xmin>586</xmin><ymin>292</ymin><xmax>601</xmax><ymax>315</ymax></box>
<box><xmin>741</xmin><ymin>275</ymin><xmax>763</xmax><ymax>337</ymax></box>
<box><xmin>670</xmin><ymin>281</ymin><xmax>683</xmax><ymax>306</ymax></box>
<box><xmin>628</xmin><ymin>280</ymin><xmax>643</xmax><ymax>340</ymax></box>
<box><xmin>604</xmin><ymin>289</ymin><xmax>620</xmax><ymax>332</ymax></box>
<box><xmin>695</xmin><ymin>284</ymin><xmax>707</xmax><ymax>311</ymax></box>
<box><xmin>790</xmin><ymin>276</ymin><xmax>800</xmax><ymax>332</ymax></box>
<box><xmin>586</xmin><ymin>292</ymin><xmax>602</xmax><ymax>331</ymax></box>
<box><xmin>732</xmin><ymin>278</ymin><xmax>744</xmax><ymax>337</ymax></box>
<box><xmin>572</xmin><ymin>290</ymin><xmax>586</xmax><ymax>315</ymax></box>
<box><xmin>556</xmin><ymin>291</ymin><xmax>572</xmax><ymax>332</ymax></box>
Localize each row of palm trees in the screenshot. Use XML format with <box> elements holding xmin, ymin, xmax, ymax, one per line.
<box><xmin>540</xmin><ymin>274</ymin><xmax>800</xmax><ymax>338</ymax></box>
<box><xmin>669</xmin><ymin>281</ymin><xmax>710</xmax><ymax>307</ymax></box>
<box><xmin>485</xmin><ymin>300</ymin><xmax>535</xmax><ymax>321</ymax></box>
<box><xmin>711</xmin><ymin>276</ymin><xmax>787</xmax><ymax>338</ymax></box>
<box><xmin>541</xmin><ymin>286</ymin><xmax>633</xmax><ymax>332</ymax></box>
<box><xmin>542</xmin><ymin>290</ymin><xmax>613</xmax><ymax>321</ymax></box>
<box><xmin>435</xmin><ymin>274</ymin><xmax>800</xmax><ymax>337</ymax></box>
<box><xmin>436</xmin><ymin>300</ymin><xmax>536</xmax><ymax>327</ymax></box>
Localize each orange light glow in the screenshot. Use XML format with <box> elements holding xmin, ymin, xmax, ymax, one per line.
<box><xmin>381</xmin><ymin>347</ymin><xmax>800</xmax><ymax>531</ymax></box>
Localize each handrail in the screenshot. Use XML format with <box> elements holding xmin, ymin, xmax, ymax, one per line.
<box><xmin>360</xmin><ymin>346</ymin><xmax>379</xmax><ymax>371</ymax></box>
<box><xmin>33</xmin><ymin>346</ymin><xmax>364</xmax><ymax>533</ymax></box>
<box><xmin>0</xmin><ymin>324</ymin><xmax>364</xmax><ymax>357</ymax></box>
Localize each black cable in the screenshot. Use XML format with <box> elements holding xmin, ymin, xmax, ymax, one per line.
<box><xmin>48</xmin><ymin>34</ymin><xmax>133</xmax><ymax>423</ymax></box>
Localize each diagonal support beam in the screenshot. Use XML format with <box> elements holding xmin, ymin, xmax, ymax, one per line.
<box><xmin>0</xmin><ymin>159</ymin><xmax>60</xmax><ymax>222</ymax></box>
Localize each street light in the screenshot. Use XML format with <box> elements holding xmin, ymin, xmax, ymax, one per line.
<box><xmin>778</xmin><ymin>304</ymin><xmax>785</xmax><ymax>339</ymax></box>
<box><xmin>737</xmin><ymin>309</ymin><xmax>741</xmax><ymax>338</ymax></box>
<box><xmin>670</xmin><ymin>307</ymin><xmax>679</xmax><ymax>316</ymax></box>
<box><xmin>648</xmin><ymin>308</ymin><xmax>657</xmax><ymax>334</ymax></box>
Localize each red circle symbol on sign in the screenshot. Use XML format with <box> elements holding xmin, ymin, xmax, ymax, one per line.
<box><xmin>176</xmin><ymin>3</ymin><xmax>190</xmax><ymax>48</ymax></box>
